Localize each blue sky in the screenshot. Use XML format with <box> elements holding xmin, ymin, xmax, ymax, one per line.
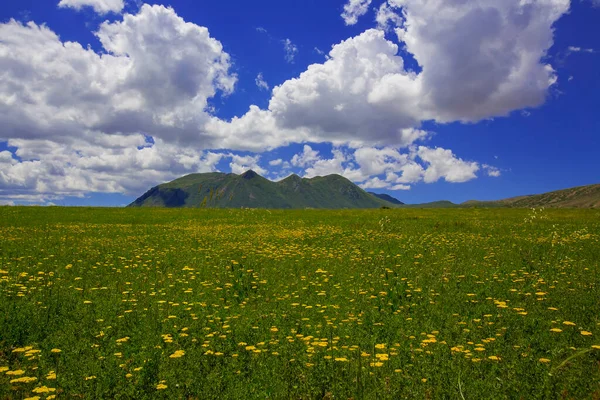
<box><xmin>0</xmin><ymin>0</ymin><xmax>598</xmax><ymax>206</ymax></box>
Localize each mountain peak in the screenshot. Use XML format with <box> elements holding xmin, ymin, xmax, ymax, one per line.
<box><xmin>282</xmin><ymin>173</ymin><xmax>302</xmax><ymax>181</ymax></box>
<box><xmin>241</xmin><ymin>170</ymin><xmax>258</xmax><ymax>180</ymax></box>
<box><xmin>129</xmin><ymin>170</ymin><xmax>397</xmax><ymax>209</ymax></box>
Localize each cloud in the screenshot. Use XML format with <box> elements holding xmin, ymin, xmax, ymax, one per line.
<box><xmin>1</xmin><ymin>0</ymin><xmax>569</xmax><ymax>201</ymax></box>
<box><xmin>360</xmin><ymin>177</ymin><xmax>388</xmax><ymax>189</ymax></box>
<box><xmin>218</xmin><ymin>0</ymin><xmax>569</xmax><ymax>149</ymax></box>
<box><xmin>567</xmin><ymin>46</ymin><xmax>595</xmax><ymax>54</ymax></box>
<box><xmin>303</xmin><ymin>148</ymin><xmax>366</xmax><ymax>181</ymax></box>
<box><xmin>58</xmin><ymin>0</ymin><xmax>124</xmax><ymax>14</ymax></box>
<box><xmin>288</xmin><ymin>144</ymin><xmax>480</xmax><ymax>190</ymax></box>
<box><xmin>0</xmin><ymin>5</ymin><xmax>240</xmax><ymax>202</ymax></box>
<box><xmin>0</xmin><ymin>5</ymin><xmax>236</xmax><ymax>147</ymax></box>
<box><xmin>269</xmin><ymin>159</ymin><xmax>283</xmax><ymax>166</ymax></box>
<box><xmin>341</xmin><ymin>0</ymin><xmax>373</xmax><ymax>25</ymax></box>
<box><xmin>388</xmin><ymin>0</ymin><xmax>569</xmax><ymax>122</ymax></box>
<box><xmin>263</xmin><ymin>30</ymin><xmax>423</xmax><ymax>145</ymax></box>
<box><xmin>4</xmin><ymin>1</ymin><xmax>568</xmax><ymax>152</ymax></box>
<box><xmin>417</xmin><ymin>147</ymin><xmax>479</xmax><ymax>183</ymax></box>
<box><xmin>354</xmin><ymin>146</ymin><xmax>410</xmax><ymax>176</ymax></box>
<box><xmin>291</xmin><ymin>145</ymin><xmax>321</xmax><ymax>167</ymax></box>
<box><xmin>282</xmin><ymin>38</ymin><xmax>298</xmax><ymax>63</ymax></box>
<box><xmin>0</xmin><ymin>136</ymin><xmax>226</xmax><ymax>203</ymax></box>
<box><xmin>255</xmin><ymin>73</ymin><xmax>269</xmax><ymax>90</ymax></box>
<box><xmin>390</xmin><ymin>184</ymin><xmax>411</xmax><ymax>191</ymax></box>
<box><xmin>375</xmin><ymin>3</ymin><xmax>402</xmax><ymax>32</ymax></box>
<box><xmin>0</xmin><ymin>151</ymin><xmax>18</xmax><ymax>165</ymax></box>
<box><xmin>483</xmin><ymin>164</ymin><xmax>502</xmax><ymax>177</ymax></box>
<box><xmin>228</xmin><ymin>154</ymin><xmax>266</xmax><ymax>175</ymax></box>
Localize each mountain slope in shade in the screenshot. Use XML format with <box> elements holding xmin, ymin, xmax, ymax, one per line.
<box><xmin>129</xmin><ymin>171</ymin><xmax>396</xmax><ymax>209</ymax></box>
<box><xmin>368</xmin><ymin>192</ymin><xmax>405</xmax><ymax>205</ymax></box>
<box><xmin>464</xmin><ymin>183</ymin><xmax>600</xmax><ymax>208</ymax></box>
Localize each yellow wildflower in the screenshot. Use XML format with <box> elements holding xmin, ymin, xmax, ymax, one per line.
<box><xmin>10</xmin><ymin>376</ymin><xmax>37</xmax><ymax>383</ymax></box>
<box><xmin>6</xmin><ymin>369</ymin><xmax>25</xmax><ymax>376</ymax></box>
<box><xmin>169</xmin><ymin>350</ymin><xmax>185</xmax><ymax>358</ymax></box>
<box><xmin>32</xmin><ymin>386</ymin><xmax>56</xmax><ymax>394</ymax></box>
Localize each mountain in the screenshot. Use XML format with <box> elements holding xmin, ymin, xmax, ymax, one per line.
<box><xmin>464</xmin><ymin>183</ymin><xmax>600</xmax><ymax>209</ymax></box>
<box><xmin>368</xmin><ymin>192</ymin><xmax>405</xmax><ymax>205</ymax></box>
<box><xmin>129</xmin><ymin>171</ymin><xmax>397</xmax><ymax>209</ymax></box>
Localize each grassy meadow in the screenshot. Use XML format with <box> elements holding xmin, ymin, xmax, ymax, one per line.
<box><xmin>0</xmin><ymin>206</ymin><xmax>599</xmax><ymax>399</ymax></box>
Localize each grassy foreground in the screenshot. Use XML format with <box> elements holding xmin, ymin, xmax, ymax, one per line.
<box><xmin>0</xmin><ymin>206</ymin><xmax>599</xmax><ymax>399</ymax></box>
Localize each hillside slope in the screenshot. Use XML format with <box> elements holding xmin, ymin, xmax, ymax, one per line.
<box><xmin>368</xmin><ymin>192</ymin><xmax>405</xmax><ymax>205</ymax></box>
<box><xmin>129</xmin><ymin>171</ymin><xmax>395</xmax><ymax>209</ymax></box>
<box><xmin>465</xmin><ymin>184</ymin><xmax>600</xmax><ymax>208</ymax></box>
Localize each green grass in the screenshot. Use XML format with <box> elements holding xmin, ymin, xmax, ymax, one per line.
<box><xmin>0</xmin><ymin>206</ymin><xmax>599</xmax><ymax>399</ymax></box>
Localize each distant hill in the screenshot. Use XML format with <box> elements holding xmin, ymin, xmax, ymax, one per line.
<box><xmin>368</xmin><ymin>192</ymin><xmax>405</xmax><ymax>205</ymax></box>
<box><xmin>464</xmin><ymin>183</ymin><xmax>600</xmax><ymax>209</ymax></box>
<box><xmin>402</xmin><ymin>201</ymin><xmax>459</xmax><ymax>209</ymax></box>
<box><xmin>129</xmin><ymin>171</ymin><xmax>396</xmax><ymax>209</ymax></box>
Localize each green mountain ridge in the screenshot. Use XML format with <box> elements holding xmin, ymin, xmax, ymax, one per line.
<box><xmin>129</xmin><ymin>171</ymin><xmax>600</xmax><ymax>209</ymax></box>
<box><xmin>129</xmin><ymin>171</ymin><xmax>396</xmax><ymax>209</ymax></box>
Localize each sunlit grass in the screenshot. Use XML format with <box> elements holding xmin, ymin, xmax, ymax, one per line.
<box><xmin>0</xmin><ymin>206</ymin><xmax>598</xmax><ymax>399</ymax></box>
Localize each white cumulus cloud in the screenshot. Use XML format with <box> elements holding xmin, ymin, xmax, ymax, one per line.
<box><xmin>341</xmin><ymin>0</ymin><xmax>373</xmax><ymax>25</ymax></box>
<box><xmin>0</xmin><ymin>0</ymin><xmax>571</xmax><ymax>201</ymax></box>
<box><xmin>216</xmin><ymin>0</ymin><xmax>569</xmax><ymax>150</ymax></box>
<box><xmin>388</xmin><ymin>0</ymin><xmax>569</xmax><ymax>122</ymax></box>
<box><xmin>291</xmin><ymin>145</ymin><xmax>321</xmax><ymax>168</ymax></box>
<box><xmin>229</xmin><ymin>154</ymin><xmax>266</xmax><ymax>175</ymax></box>
<box><xmin>58</xmin><ymin>0</ymin><xmax>124</xmax><ymax>14</ymax></box>
<box><xmin>483</xmin><ymin>164</ymin><xmax>502</xmax><ymax>177</ymax></box>
<box><xmin>417</xmin><ymin>147</ymin><xmax>480</xmax><ymax>183</ymax></box>
<box><xmin>375</xmin><ymin>3</ymin><xmax>403</xmax><ymax>31</ymax></box>
<box><xmin>287</xmin><ymin>144</ymin><xmax>481</xmax><ymax>190</ymax></box>
<box><xmin>0</xmin><ymin>5</ymin><xmax>236</xmax><ymax>147</ymax></box>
